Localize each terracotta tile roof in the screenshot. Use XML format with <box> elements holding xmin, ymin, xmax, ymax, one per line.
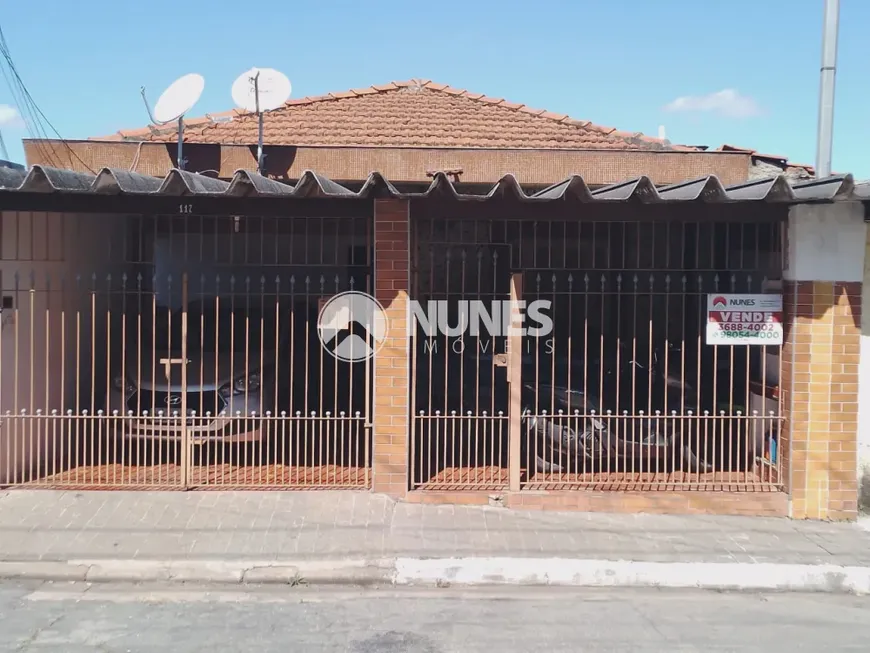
<box><xmin>96</xmin><ymin>79</ymin><xmax>689</xmax><ymax>151</ymax></box>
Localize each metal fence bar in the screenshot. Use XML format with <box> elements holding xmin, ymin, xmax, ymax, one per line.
<box><xmin>410</xmin><ymin>217</ymin><xmax>784</xmax><ymax>492</ymax></box>
<box><xmin>508</xmin><ymin>272</ymin><xmax>523</xmax><ymax>491</ymax></box>
<box><xmin>0</xmin><ymin>212</ymin><xmax>373</xmax><ymax>490</ymax></box>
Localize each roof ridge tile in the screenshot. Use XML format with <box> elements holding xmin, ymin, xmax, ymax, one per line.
<box><xmin>394</xmin><ymin>79</ymin><xmax>431</xmax><ymax>88</ymax></box>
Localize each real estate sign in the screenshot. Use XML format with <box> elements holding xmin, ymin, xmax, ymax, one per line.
<box><xmin>706</xmin><ymin>294</ymin><xmax>783</xmax><ymax>346</ymax></box>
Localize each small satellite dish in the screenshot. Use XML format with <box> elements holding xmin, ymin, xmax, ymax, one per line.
<box><xmin>141</xmin><ymin>73</ymin><xmax>205</xmax><ymax>171</ymax></box>
<box><xmin>231</xmin><ymin>67</ymin><xmax>292</xmax><ymax>175</ymax></box>
<box><xmin>153</xmin><ymin>73</ymin><xmax>205</xmax><ymax>123</ymax></box>
<box><xmin>231</xmin><ymin>68</ymin><xmax>291</xmax><ymax>113</ymax></box>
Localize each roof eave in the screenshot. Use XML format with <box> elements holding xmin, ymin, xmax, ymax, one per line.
<box><xmin>0</xmin><ymin>165</ymin><xmax>861</xmax><ymax>205</ymax></box>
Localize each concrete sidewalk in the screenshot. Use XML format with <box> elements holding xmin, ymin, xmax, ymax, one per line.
<box><xmin>1</xmin><ymin>490</ymin><xmax>870</xmax><ymax>592</ymax></box>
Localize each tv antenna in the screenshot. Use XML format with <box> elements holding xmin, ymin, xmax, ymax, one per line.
<box><xmin>141</xmin><ymin>73</ymin><xmax>205</xmax><ymax>170</ymax></box>
<box><xmin>231</xmin><ymin>67</ymin><xmax>291</xmax><ymax>174</ymax></box>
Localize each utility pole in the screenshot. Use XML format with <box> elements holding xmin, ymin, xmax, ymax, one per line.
<box><xmin>815</xmin><ymin>0</ymin><xmax>840</xmax><ymax>178</ymax></box>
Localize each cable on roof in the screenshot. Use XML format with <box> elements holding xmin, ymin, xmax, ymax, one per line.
<box><xmin>129</xmin><ymin>141</ymin><xmax>143</xmax><ymax>172</ymax></box>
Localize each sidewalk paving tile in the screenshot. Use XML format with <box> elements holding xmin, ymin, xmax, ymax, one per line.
<box><xmin>1</xmin><ymin>490</ymin><xmax>870</xmax><ymax>566</ymax></box>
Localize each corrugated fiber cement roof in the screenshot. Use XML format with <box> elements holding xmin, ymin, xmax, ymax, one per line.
<box><xmin>0</xmin><ymin>165</ymin><xmax>868</xmax><ymax>204</ymax></box>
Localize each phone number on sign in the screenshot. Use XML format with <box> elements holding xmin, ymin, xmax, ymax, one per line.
<box><xmin>718</xmin><ymin>323</ymin><xmax>778</xmax><ymax>332</ymax></box>
<box><xmin>713</xmin><ymin>329</ymin><xmax>780</xmax><ymax>339</ymax></box>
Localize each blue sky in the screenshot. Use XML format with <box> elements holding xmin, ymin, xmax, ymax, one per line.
<box><xmin>1</xmin><ymin>0</ymin><xmax>868</xmax><ymax>177</ymax></box>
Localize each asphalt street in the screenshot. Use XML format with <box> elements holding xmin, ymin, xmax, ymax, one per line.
<box><xmin>0</xmin><ymin>581</ymin><xmax>868</xmax><ymax>652</ymax></box>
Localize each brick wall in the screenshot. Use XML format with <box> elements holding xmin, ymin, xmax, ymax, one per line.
<box><xmin>782</xmin><ymin>281</ymin><xmax>862</xmax><ymax>520</ymax></box>
<box><xmin>23</xmin><ymin>140</ymin><xmax>754</xmax><ymax>186</ymax></box>
<box><xmin>372</xmin><ymin>199</ymin><xmax>411</xmax><ymax>496</ymax></box>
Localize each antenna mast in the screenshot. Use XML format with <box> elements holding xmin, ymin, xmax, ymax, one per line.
<box><xmin>253</xmin><ymin>71</ymin><xmax>265</xmax><ymax>174</ymax></box>
<box><xmin>231</xmin><ymin>67</ymin><xmax>291</xmax><ymax>177</ymax></box>
<box><xmin>141</xmin><ymin>85</ymin><xmax>184</xmax><ymax>167</ymax></box>
<box><xmin>177</xmin><ymin>116</ymin><xmax>184</xmax><ymax>170</ymax></box>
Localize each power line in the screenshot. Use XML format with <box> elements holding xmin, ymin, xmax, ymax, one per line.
<box><xmin>0</xmin><ymin>23</ymin><xmax>95</xmax><ymax>173</ymax></box>
<box><xmin>0</xmin><ymin>26</ymin><xmax>56</xmax><ymax>163</ymax></box>
<box><xmin>0</xmin><ymin>39</ymin><xmax>56</xmax><ymax>165</ymax></box>
<box><xmin>0</xmin><ymin>49</ymin><xmax>65</xmax><ymax>167</ymax></box>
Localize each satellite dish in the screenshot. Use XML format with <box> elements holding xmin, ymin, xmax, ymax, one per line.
<box><xmin>231</xmin><ymin>68</ymin><xmax>291</xmax><ymax>113</ymax></box>
<box><xmin>231</xmin><ymin>67</ymin><xmax>292</xmax><ymax>175</ymax></box>
<box><xmin>141</xmin><ymin>73</ymin><xmax>205</xmax><ymax>172</ymax></box>
<box><xmin>153</xmin><ymin>73</ymin><xmax>205</xmax><ymax>123</ymax></box>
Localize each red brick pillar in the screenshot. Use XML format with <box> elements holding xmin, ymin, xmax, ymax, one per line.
<box><xmin>782</xmin><ymin>203</ymin><xmax>864</xmax><ymax>520</ymax></box>
<box><xmin>372</xmin><ymin>199</ymin><xmax>410</xmax><ymax>497</ymax></box>
<box><xmin>782</xmin><ymin>281</ymin><xmax>861</xmax><ymax>519</ymax></box>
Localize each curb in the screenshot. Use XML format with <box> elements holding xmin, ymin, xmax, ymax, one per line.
<box><xmin>0</xmin><ymin>559</ymin><xmax>395</xmax><ymax>586</ymax></box>
<box><xmin>394</xmin><ymin>558</ymin><xmax>870</xmax><ymax>594</ymax></box>
<box><xmin>1</xmin><ymin>558</ymin><xmax>869</xmax><ymax>594</ymax></box>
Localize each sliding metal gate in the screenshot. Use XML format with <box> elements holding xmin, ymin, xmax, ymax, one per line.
<box><xmin>0</xmin><ymin>210</ymin><xmax>373</xmax><ymax>489</ymax></box>
<box><xmin>410</xmin><ymin>216</ymin><xmax>784</xmax><ymax>492</ymax></box>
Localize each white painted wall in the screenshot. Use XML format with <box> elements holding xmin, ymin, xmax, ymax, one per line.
<box><xmin>784</xmin><ymin>203</ymin><xmax>866</xmax><ymax>282</ymax></box>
